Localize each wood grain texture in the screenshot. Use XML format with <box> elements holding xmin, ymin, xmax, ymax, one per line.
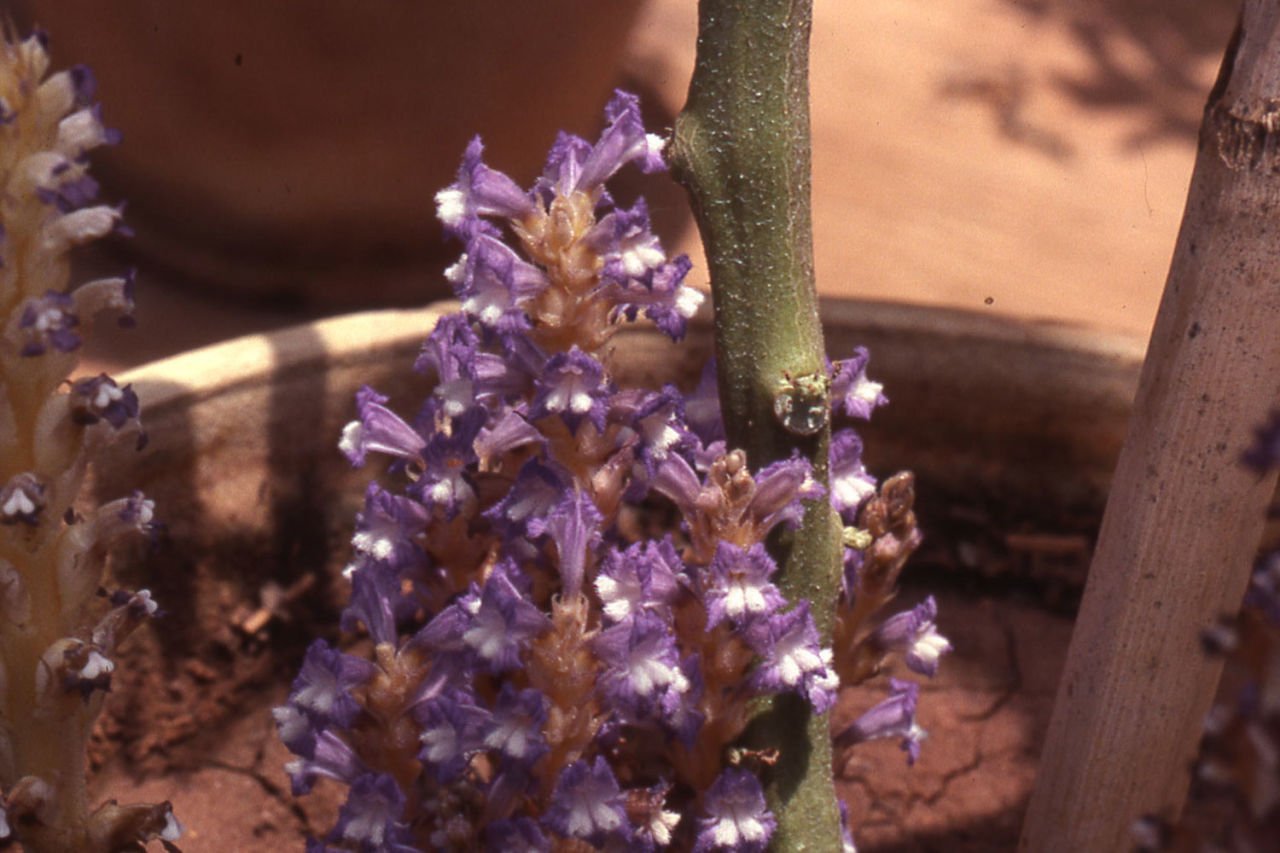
<box><xmin>1020</xmin><ymin>3</ymin><xmax>1280</xmax><ymax>849</ymax></box>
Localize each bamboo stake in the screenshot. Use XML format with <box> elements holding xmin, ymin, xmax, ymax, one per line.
<box><xmin>1020</xmin><ymin>4</ymin><xmax>1280</xmax><ymax>850</ymax></box>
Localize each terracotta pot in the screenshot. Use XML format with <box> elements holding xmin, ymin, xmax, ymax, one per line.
<box><xmin>86</xmin><ymin>300</ymin><xmax>1144</xmax><ymax>847</ymax></box>
<box><xmin>16</xmin><ymin>2</ymin><xmax>647</xmax><ymax>307</ymax></box>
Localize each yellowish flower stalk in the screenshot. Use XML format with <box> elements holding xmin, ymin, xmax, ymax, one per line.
<box><xmin>0</xmin><ymin>29</ymin><xmax>180</xmax><ymax>852</ymax></box>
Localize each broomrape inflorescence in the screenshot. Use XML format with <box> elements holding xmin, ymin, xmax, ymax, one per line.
<box><xmin>278</xmin><ymin>91</ymin><xmax>951</xmax><ymax>851</ymax></box>
<box><xmin>0</xmin><ymin>30</ymin><xmax>180</xmax><ymax>852</ymax></box>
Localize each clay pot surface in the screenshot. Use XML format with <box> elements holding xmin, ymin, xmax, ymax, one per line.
<box><xmin>17</xmin><ymin>2</ymin><xmax>645</xmax><ymax>306</ymax></box>
<box><xmin>87</xmin><ymin>301</ymin><xmax>1144</xmax><ymax>848</ymax></box>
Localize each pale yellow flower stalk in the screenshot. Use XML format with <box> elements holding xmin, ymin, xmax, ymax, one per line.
<box><xmin>0</xmin><ymin>28</ymin><xmax>180</xmax><ymax>851</ymax></box>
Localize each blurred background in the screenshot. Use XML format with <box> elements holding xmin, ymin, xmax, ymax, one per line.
<box><xmin>13</xmin><ymin>0</ymin><xmax>1238</xmax><ymax>372</ymax></box>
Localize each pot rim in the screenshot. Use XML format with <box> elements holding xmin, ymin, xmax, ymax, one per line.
<box><xmin>118</xmin><ymin>298</ymin><xmax>1146</xmax><ymax>407</ymax></box>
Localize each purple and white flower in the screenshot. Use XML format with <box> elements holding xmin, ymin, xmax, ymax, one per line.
<box><xmin>829</xmin><ymin>429</ymin><xmax>877</xmax><ymax>517</ymax></box>
<box><xmin>830</xmin><ymin>347</ymin><xmax>887</xmax><ymax>421</ymax></box>
<box><xmin>748</xmin><ymin>602</ymin><xmax>838</xmax><ymax>713</ymax></box>
<box><xmin>68</xmin><ymin>373</ymin><xmax>139</xmax><ymax>429</ymax></box>
<box><xmin>329</xmin><ymin>773</ymin><xmax>416</xmax><ymax>853</ymax></box>
<box><xmin>340</xmin><ymin>386</ymin><xmax>426</xmax><ymax>467</ymax></box>
<box><xmin>415</xmin><ymin>687</ymin><xmax>491</xmax><ymax>783</ymax></box>
<box><xmin>702</xmin><ymin>542</ymin><xmax>785</xmax><ymax>629</ymax></box>
<box><xmin>595</xmin><ymin>537</ymin><xmax>683</xmax><ymax>623</ymax></box>
<box><xmin>836</xmin><ymin>678</ymin><xmax>928</xmax><ymax>765</ymax></box>
<box><xmin>531</xmin><ymin>346</ymin><xmax>609</xmax><ymax>433</ymax></box>
<box><xmin>694</xmin><ymin>769</ymin><xmax>776</xmax><ymax>853</ymax></box>
<box><xmin>543</xmin><ymin>757</ymin><xmax>630</xmax><ymax>845</ymax></box>
<box><xmin>16</xmin><ymin>290</ymin><xmax>80</xmax><ymax>355</ymax></box>
<box><xmin>872</xmin><ymin>596</ymin><xmax>952</xmax><ymax>677</ymax></box>
<box><xmin>594</xmin><ymin>611</ymin><xmax>692</xmax><ymax>721</ymax></box>
<box><xmin>288</xmin><ymin>640</ymin><xmax>376</xmax><ymax>729</ymax></box>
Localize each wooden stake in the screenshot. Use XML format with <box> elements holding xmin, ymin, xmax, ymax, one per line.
<box><xmin>1020</xmin><ymin>5</ymin><xmax>1280</xmax><ymax>849</ymax></box>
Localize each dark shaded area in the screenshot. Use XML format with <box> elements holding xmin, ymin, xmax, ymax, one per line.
<box><xmin>90</xmin><ymin>328</ymin><xmax>346</xmax><ymax>776</ymax></box>
<box><xmin>863</xmin><ymin>812</ymin><xmax>1023</xmax><ymax>853</ymax></box>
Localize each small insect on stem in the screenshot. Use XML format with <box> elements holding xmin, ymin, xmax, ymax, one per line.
<box><xmin>773</xmin><ymin>370</ymin><xmax>831</xmax><ymax>436</ymax></box>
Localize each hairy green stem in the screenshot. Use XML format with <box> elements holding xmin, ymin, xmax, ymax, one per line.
<box><xmin>669</xmin><ymin>0</ymin><xmax>842</xmax><ymax>848</ymax></box>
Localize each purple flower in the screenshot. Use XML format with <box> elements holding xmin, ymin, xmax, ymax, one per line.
<box><xmin>435</xmin><ymin>136</ymin><xmax>535</xmax><ymax>236</ymax></box>
<box><xmin>415</xmin><ymin>687</ymin><xmax>490</xmax><ymax>782</ymax></box>
<box><xmin>457</xmin><ymin>234</ymin><xmax>547</xmax><ymax>331</ymax></box>
<box><xmin>835</xmin><ymin>678</ymin><xmax>927</xmax><ymax>765</ymax></box>
<box><xmin>37</xmin><ymin>170</ymin><xmax>101</xmax><ymax>213</ymax></box>
<box><xmin>531</xmin><ymin>346</ymin><xmax>609</xmax><ymax>433</ymax></box>
<box><xmin>483</xmin><ymin>683</ymin><xmax>549</xmax><ymax>766</ymax></box>
<box><xmin>17</xmin><ymin>291</ymin><xmax>80</xmax><ymax>355</ymax></box>
<box><xmin>584</xmin><ymin>200</ymin><xmax>703</xmax><ymax>341</ymax></box>
<box><xmin>461</xmin><ymin>563</ymin><xmax>549</xmax><ymax>672</ymax></box>
<box><xmin>486</xmin><ymin>459</ymin><xmax>569</xmax><ymax>541</ymax></box>
<box><xmin>1243</xmin><ymin>409</ymin><xmax>1280</xmax><ymax>473</ymax></box>
<box><xmin>615</xmin><ymin>254</ymin><xmax>702</xmax><ymax>341</ymax></box>
<box><xmin>285</xmin><ymin>729</ymin><xmax>367</xmax><ymax>796</ymax></box>
<box><xmin>694</xmin><ymin>769</ymin><xmax>776</xmax><ymax>852</ymax></box>
<box><xmin>747</xmin><ymin>603</ymin><xmax>838</xmax><ymax>713</ymax></box>
<box><xmin>289</xmin><ymin>640</ymin><xmax>376</xmax><ymax>729</ymax></box>
<box><xmin>535</xmin><ymin>488</ymin><xmax>603</xmax><ymax>599</ymax></box>
<box><xmin>575</xmin><ymin>90</ymin><xmax>667</xmax><ymax>191</ymax></box>
<box><xmin>594</xmin><ymin>612</ymin><xmax>691</xmax><ymax>720</ymax></box>
<box><xmin>872</xmin><ymin>596</ymin><xmax>952</xmax><ymax>677</ymax></box>
<box><xmin>414</xmin><ymin>313</ymin><xmax>483</xmax><ymax>415</ymax></box>
<box><xmin>830</xmin><ymin>347</ymin><xmax>887</xmax><ymax>420</ymax></box>
<box><xmin>842</xmin><ymin>544</ymin><xmax>865</xmax><ymax>600</ymax></box>
<box><xmin>591</xmin><ymin>199</ymin><xmax>668</xmax><ymax>285</ymax></box>
<box><xmin>484</xmin><ymin>818</ymin><xmax>549</xmax><ymax>852</ymax></box>
<box><xmin>67</xmin><ymin>373</ymin><xmax>139</xmax><ymax>429</ymax></box>
<box><xmin>273</xmin><ymin>703</ymin><xmax>318</xmax><ymax>758</ymax></box>
<box><xmin>595</xmin><ymin>538</ymin><xmax>683</xmax><ymax>623</ymax></box>
<box><xmin>416</xmin><ymin>313</ymin><xmax>479</xmax><ymax>375</ymax></box>
<box><xmin>829</xmin><ymin>429</ymin><xmax>877</xmax><ymax>517</ymax></box>
<box><xmin>748</xmin><ymin>455</ymin><xmax>824</xmax><ymax>534</ymax></box>
<box><xmin>702</xmin><ymin>542</ymin><xmax>785</xmax><ymax>629</ymax></box>
<box><xmin>474</xmin><ymin>408</ymin><xmax>545</xmax><ymax>466</ymax></box>
<box><xmin>661</xmin><ymin>655</ymin><xmax>707</xmax><ymax>746</ymax></box>
<box><xmin>348</xmin><ymin>483</ymin><xmax>427</xmax><ymax>570</ymax></box>
<box><xmin>651</xmin><ymin>451</ymin><xmax>703</xmax><ymax>515</ymax></box>
<box><xmin>412</xmin><ymin>585</ymin><xmax>482</xmax><ymax>679</ymax></box>
<box><xmin>0</xmin><ymin>473</ymin><xmax>46</xmax><ymax>526</ymax></box>
<box><xmin>329</xmin><ymin>773</ymin><xmax>415</xmax><ymax>852</ymax></box>
<box><xmin>617</xmin><ymin>387</ymin><xmax>695</xmax><ymax>479</ymax></box>
<box><xmin>340</xmin><ymin>386</ymin><xmax>426</xmax><ymax>467</ymax></box>
<box><xmin>543</xmin><ymin>757</ymin><xmax>630</xmax><ymax>844</ymax></box>
<box><xmin>341</xmin><ymin>562</ymin><xmax>399</xmax><ymax>646</ymax></box>
<box><xmin>413</xmin><ymin>409</ymin><xmax>483</xmax><ymax>519</ymax></box>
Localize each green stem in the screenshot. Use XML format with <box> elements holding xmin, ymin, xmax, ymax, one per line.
<box><xmin>669</xmin><ymin>0</ymin><xmax>842</xmax><ymax>848</ymax></box>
